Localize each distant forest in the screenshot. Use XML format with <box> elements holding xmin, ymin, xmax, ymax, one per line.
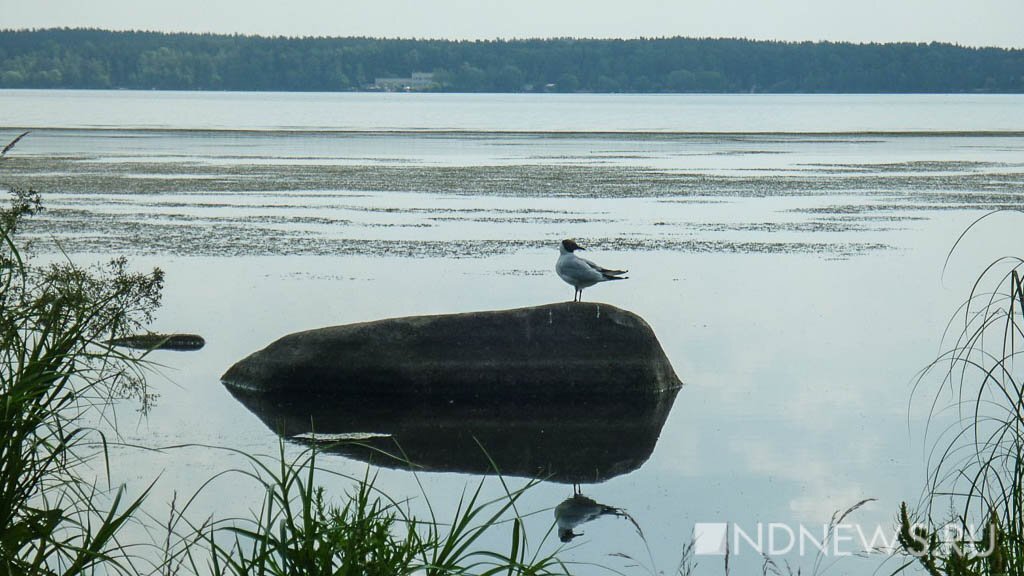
<box><xmin>1</xmin><ymin>28</ymin><xmax>1023</xmax><ymax>93</ymax></box>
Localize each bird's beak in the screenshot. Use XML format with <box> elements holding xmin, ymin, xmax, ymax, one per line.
<box><xmin>577</xmin><ymin>245</ymin><xmax>586</xmax><ymax>251</ymax></box>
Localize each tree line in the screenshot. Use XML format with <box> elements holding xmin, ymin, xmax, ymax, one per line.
<box><xmin>1</xmin><ymin>28</ymin><xmax>1022</xmax><ymax>93</ymax></box>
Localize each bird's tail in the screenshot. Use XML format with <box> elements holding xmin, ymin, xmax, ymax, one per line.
<box><xmin>600</xmin><ymin>268</ymin><xmax>628</xmax><ymax>280</ymax></box>
<box><xmin>601</xmin><ymin>505</ymin><xmax>626</xmax><ymax>517</ymax></box>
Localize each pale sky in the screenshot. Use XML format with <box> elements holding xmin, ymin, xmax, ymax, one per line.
<box><xmin>3</xmin><ymin>0</ymin><xmax>1023</xmax><ymax>48</ymax></box>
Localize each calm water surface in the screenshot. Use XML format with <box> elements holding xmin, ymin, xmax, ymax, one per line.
<box><xmin>3</xmin><ymin>91</ymin><xmax>1024</xmax><ymax>574</ymax></box>
<box><xmin>5</xmin><ymin>89</ymin><xmax>1024</xmax><ymax>132</ymax></box>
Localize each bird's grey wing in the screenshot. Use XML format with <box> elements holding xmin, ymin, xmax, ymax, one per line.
<box><xmin>579</xmin><ymin>256</ymin><xmax>627</xmax><ymax>277</ymax></box>
<box><xmin>561</xmin><ymin>257</ymin><xmax>606</xmax><ymax>282</ymax></box>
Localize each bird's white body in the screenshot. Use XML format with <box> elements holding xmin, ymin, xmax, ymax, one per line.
<box><xmin>555</xmin><ymin>239</ymin><xmax>627</xmax><ymax>302</ymax></box>
<box><xmin>555</xmin><ymin>251</ymin><xmax>605</xmax><ymax>290</ymax></box>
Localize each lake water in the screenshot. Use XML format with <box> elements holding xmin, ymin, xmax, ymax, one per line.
<box><xmin>3</xmin><ymin>90</ymin><xmax>1024</xmax><ymax>574</ymax></box>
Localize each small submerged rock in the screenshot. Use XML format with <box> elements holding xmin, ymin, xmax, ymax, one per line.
<box><xmin>221</xmin><ymin>302</ymin><xmax>682</xmax><ymax>398</ymax></box>
<box><xmin>108</xmin><ymin>333</ymin><xmax>205</xmax><ymax>351</ymax></box>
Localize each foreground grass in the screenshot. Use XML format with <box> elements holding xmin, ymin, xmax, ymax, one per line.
<box><xmin>1</xmin><ymin>186</ymin><xmax>164</xmax><ymax>575</ymax></box>
<box><xmin>155</xmin><ymin>446</ymin><xmax>570</xmax><ymax>576</ymax></box>
<box><xmin>896</xmin><ymin>212</ymin><xmax>1024</xmax><ymax>575</ymax></box>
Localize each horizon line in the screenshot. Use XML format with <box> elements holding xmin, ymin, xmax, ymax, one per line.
<box><xmin>1</xmin><ymin>27</ymin><xmax>1021</xmax><ymax>51</ymax></box>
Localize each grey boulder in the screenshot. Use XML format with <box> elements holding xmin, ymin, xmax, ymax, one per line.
<box><xmin>221</xmin><ymin>302</ymin><xmax>682</xmax><ymax>399</ymax></box>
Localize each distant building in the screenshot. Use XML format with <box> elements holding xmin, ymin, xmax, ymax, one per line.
<box><xmin>372</xmin><ymin>72</ymin><xmax>436</xmax><ymax>91</ymax></box>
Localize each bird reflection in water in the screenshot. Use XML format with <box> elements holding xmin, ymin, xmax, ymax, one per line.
<box><xmin>554</xmin><ymin>485</ymin><xmax>641</xmax><ymax>542</ymax></box>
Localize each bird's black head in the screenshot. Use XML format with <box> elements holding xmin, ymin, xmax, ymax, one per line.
<box><xmin>561</xmin><ymin>239</ymin><xmax>584</xmax><ymax>252</ymax></box>
<box><xmin>559</xmin><ymin>528</ymin><xmax>580</xmax><ymax>542</ymax></box>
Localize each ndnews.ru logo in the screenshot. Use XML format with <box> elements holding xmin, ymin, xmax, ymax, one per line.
<box><xmin>692</xmin><ymin>521</ymin><xmax>996</xmax><ymax>558</ymax></box>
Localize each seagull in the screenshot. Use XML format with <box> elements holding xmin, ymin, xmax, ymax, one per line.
<box><xmin>554</xmin><ymin>492</ymin><xmax>627</xmax><ymax>542</ymax></box>
<box><xmin>555</xmin><ymin>239</ymin><xmax>628</xmax><ymax>302</ymax></box>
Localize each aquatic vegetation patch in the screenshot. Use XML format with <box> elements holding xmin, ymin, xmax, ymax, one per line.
<box><xmin>4</xmin><ymin>155</ymin><xmax>1023</xmax><ymax>200</ymax></box>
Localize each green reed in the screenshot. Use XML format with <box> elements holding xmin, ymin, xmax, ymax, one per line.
<box><xmin>0</xmin><ymin>186</ymin><xmax>165</xmax><ymax>574</ymax></box>
<box><xmin>897</xmin><ymin>211</ymin><xmax>1024</xmax><ymax>576</ymax></box>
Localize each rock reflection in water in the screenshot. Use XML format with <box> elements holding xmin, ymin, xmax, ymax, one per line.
<box><xmin>228</xmin><ymin>387</ymin><xmax>679</xmax><ymax>484</ymax></box>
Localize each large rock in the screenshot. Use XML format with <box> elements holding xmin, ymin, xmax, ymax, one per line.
<box><xmin>221</xmin><ymin>302</ymin><xmax>682</xmax><ymax>398</ymax></box>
